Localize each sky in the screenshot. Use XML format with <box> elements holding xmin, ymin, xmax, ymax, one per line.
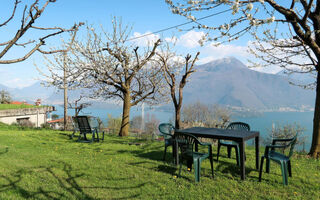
<box><xmin>0</xmin><ymin>0</ymin><xmax>281</xmax><ymax>89</ymax></box>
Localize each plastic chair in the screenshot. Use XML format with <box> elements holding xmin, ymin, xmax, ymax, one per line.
<box><xmin>259</xmin><ymin>134</ymin><xmax>297</xmax><ymax>185</ymax></box>
<box><xmin>175</xmin><ymin>132</ymin><xmax>214</xmax><ymax>182</ymax></box>
<box><xmin>217</xmin><ymin>122</ymin><xmax>250</xmax><ymax>166</ymax></box>
<box><xmin>74</xmin><ymin>116</ymin><xmax>104</xmax><ymax>142</ymax></box>
<box><xmin>158</xmin><ymin>123</ymin><xmax>175</xmax><ymax>161</ymax></box>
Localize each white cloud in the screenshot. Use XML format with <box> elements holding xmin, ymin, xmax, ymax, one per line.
<box><xmin>3</xmin><ymin>78</ymin><xmax>36</xmax><ymax>89</ymax></box>
<box><xmin>176</xmin><ymin>30</ymin><xmax>206</xmax><ymax>48</ymax></box>
<box><xmin>250</xmin><ymin>65</ymin><xmax>282</xmax><ymax>74</ymax></box>
<box><xmin>196</xmin><ymin>43</ymin><xmax>249</xmax><ymax>64</ymax></box>
<box><xmin>164</xmin><ymin>36</ymin><xmax>178</xmax><ymax>44</ymax></box>
<box><xmin>131</xmin><ymin>31</ymin><xmax>160</xmax><ymax>47</ymax></box>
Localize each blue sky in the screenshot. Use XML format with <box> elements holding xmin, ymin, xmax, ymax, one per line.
<box><xmin>0</xmin><ymin>0</ymin><xmax>280</xmax><ymax>89</ymax></box>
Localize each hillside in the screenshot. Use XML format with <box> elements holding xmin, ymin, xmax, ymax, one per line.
<box><xmin>183</xmin><ymin>57</ymin><xmax>315</xmax><ymax>110</ymax></box>
<box><xmin>0</xmin><ymin>57</ymin><xmax>316</xmax><ymax>111</ymax></box>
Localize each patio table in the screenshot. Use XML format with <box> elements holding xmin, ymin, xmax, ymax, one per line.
<box><xmin>174</xmin><ymin>127</ymin><xmax>260</xmax><ymax>180</ymax></box>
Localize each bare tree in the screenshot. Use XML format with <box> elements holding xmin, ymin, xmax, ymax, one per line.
<box><xmin>0</xmin><ymin>90</ymin><xmax>12</xmax><ymax>104</ymax></box>
<box><xmin>156</xmin><ymin>43</ymin><xmax>199</xmax><ymax>129</ymax></box>
<box><xmin>68</xmin><ymin>95</ymin><xmax>91</xmax><ymax>117</ymax></box>
<box><xmin>37</xmin><ymin>43</ymin><xmax>83</xmax><ymax>130</ymax></box>
<box><xmin>166</xmin><ymin>0</ymin><xmax>320</xmax><ymax>158</ymax></box>
<box><xmin>0</xmin><ymin>0</ymin><xmax>82</xmax><ymax>64</ymax></box>
<box><xmin>69</xmin><ymin>19</ymin><xmax>165</xmax><ymax>136</ymax></box>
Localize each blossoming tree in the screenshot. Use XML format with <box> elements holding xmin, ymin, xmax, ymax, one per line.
<box><xmin>0</xmin><ymin>0</ymin><xmax>81</xmax><ymax>64</ymax></box>
<box><xmin>166</xmin><ymin>0</ymin><xmax>320</xmax><ymax>158</ymax></box>
<box><xmin>68</xmin><ymin>19</ymin><xmax>165</xmax><ymax>136</ymax></box>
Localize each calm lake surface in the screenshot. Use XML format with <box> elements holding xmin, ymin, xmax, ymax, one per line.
<box><xmin>54</xmin><ymin>106</ymin><xmax>314</xmax><ymax>151</ymax></box>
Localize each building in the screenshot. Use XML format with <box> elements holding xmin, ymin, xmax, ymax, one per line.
<box><xmin>47</xmin><ymin>116</ymin><xmax>73</xmax><ymax>130</ymax></box>
<box><xmin>0</xmin><ymin>106</ymin><xmax>55</xmax><ymax>127</ymax></box>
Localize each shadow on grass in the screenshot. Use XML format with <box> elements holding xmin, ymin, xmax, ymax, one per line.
<box><xmin>0</xmin><ymin>161</ymin><xmax>145</xmax><ymax>199</ymax></box>
<box><xmin>130</xmin><ymin>145</ymin><xmax>259</xmax><ymax>181</ymax></box>
<box><xmin>0</xmin><ymin>147</ymin><xmax>8</xmax><ymax>155</ymax></box>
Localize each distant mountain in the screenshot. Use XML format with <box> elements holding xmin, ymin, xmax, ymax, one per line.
<box><xmin>13</xmin><ymin>82</ymin><xmax>56</xmax><ymax>102</ymax></box>
<box><xmin>183</xmin><ymin>57</ymin><xmax>315</xmax><ymax>110</ymax></box>
<box><xmin>1</xmin><ymin>57</ymin><xmax>316</xmax><ymax>111</ymax></box>
<box><xmin>0</xmin><ymin>83</ymin><xmax>9</xmax><ymax>91</ymax></box>
<box><xmin>276</xmin><ymin>69</ymin><xmax>316</xmax><ymax>87</ymax></box>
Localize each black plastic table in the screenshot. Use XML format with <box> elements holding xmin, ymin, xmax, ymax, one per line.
<box><xmin>175</xmin><ymin>127</ymin><xmax>260</xmax><ymax>180</ymax></box>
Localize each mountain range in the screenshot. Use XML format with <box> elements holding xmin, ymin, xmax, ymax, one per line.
<box><xmin>183</xmin><ymin>57</ymin><xmax>315</xmax><ymax>110</ymax></box>
<box><xmin>0</xmin><ymin>57</ymin><xmax>316</xmax><ymax>111</ymax></box>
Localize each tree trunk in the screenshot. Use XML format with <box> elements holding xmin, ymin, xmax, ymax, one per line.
<box><xmin>63</xmin><ymin>53</ymin><xmax>68</xmax><ymax>131</ymax></box>
<box><xmin>309</xmin><ymin>72</ymin><xmax>320</xmax><ymax>158</ymax></box>
<box><xmin>174</xmin><ymin>85</ymin><xmax>183</xmax><ymax>129</ymax></box>
<box><xmin>175</xmin><ymin>105</ymin><xmax>181</xmax><ymax>129</ymax></box>
<box><xmin>119</xmin><ymin>91</ymin><xmax>131</xmax><ymax>136</ymax></box>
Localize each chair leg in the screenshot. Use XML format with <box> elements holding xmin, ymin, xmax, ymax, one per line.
<box><xmin>235</xmin><ymin>146</ymin><xmax>240</xmax><ymax>166</ymax></box>
<box><xmin>266</xmin><ymin>158</ymin><xmax>270</xmax><ymax>173</ymax></box>
<box><xmin>280</xmin><ymin>162</ymin><xmax>288</xmax><ymax>185</ymax></box>
<box><xmin>259</xmin><ymin>156</ymin><xmax>264</xmax><ymax>182</ymax></box>
<box><xmin>101</xmin><ymin>131</ymin><xmax>105</xmax><ymax>141</ymax></box>
<box><xmin>194</xmin><ymin>159</ymin><xmax>200</xmax><ymax>182</ymax></box>
<box><xmin>96</xmin><ymin>132</ymin><xmax>100</xmax><ymax>142</ymax></box>
<box><xmin>217</xmin><ymin>143</ymin><xmax>221</xmax><ymax>162</ymax></box>
<box><xmin>178</xmin><ymin>160</ymin><xmax>183</xmax><ymax>177</ymax></box>
<box><xmin>209</xmin><ymin>153</ymin><xmax>214</xmax><ymax>179</ymax></box>
<box><xmin>91</xmin><ymin>132</ymin><xmax>95</xmax><ymax>142</ymax></box>
<box><xmin>227</xmin><ymin>146</ymin><xmax>232</xmax><ymax>158</ymax></box>
<box><xmin>288</xmin><ymin>160</ymin><xmax>292</xmax><ymax>177</ymax></box>
<box><xmin>163</xmin><ymin>145</ymin><xmax>167</xmax><ymax>161</ymax></box>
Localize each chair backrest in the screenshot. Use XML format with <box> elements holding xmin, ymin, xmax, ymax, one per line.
<box><xmin>158</xmin><ymin>123</ymin><xmax>174</xmax><ymax>138</ymax></box>
<box><xmin>288</xmin><ymin>134</ymin><xmax>298</xmax><ymax>158</ymax></box>
<box><xmin>174</xmin><ymin>132</ymin><xmax>198</xmax><ymax>155</ymax></box>
<box><xmin>226</xmin><ymin>122</ymin><xmax>250</xmax><ymax>131</ymax></box>
<box><xmin>75</xmin><ymin>116</ymin><xmax>92</xmax><ymax>134</ymax></box>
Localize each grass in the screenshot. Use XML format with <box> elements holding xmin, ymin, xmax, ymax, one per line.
<box><xmin>0</xmin><ymin>104</ymin><xmax>42</xmax><ymax>110</ymax></box>
<box><xmin>0</xmin><ymin>124</ymin><xmax>319</xmax><ymax>199</ymax></box>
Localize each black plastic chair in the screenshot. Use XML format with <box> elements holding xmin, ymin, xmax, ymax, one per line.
<box><xmin>259</xmin><ymin>134</ymin><xmax>297</xmax><ymax>185</ymax></box>
<box><xmin>217</xmin><ymin>122</ymin><xmax>250</xmax><ymax>166</ymax></box>
<box><xmin>74</xmin><ymin>116</ymin><xmax>104</xmax><ymax>142</ymax></box>
<box><xmin>175</xmin><ymin>132</ymin><xmax>214</xmax><ymax>182</ymax></box>
<box><xmin>158</xmin><ymin>123</ymin><xmax>175</xmax><ymax>161</ymax></box>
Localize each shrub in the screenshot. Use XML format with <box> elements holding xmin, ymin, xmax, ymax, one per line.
<box><xmin>182</xmin><ymin>102</ymin><xmax>231</xmax><ymax>128</ymax></box>
<box><xmin>264</xmin><ymin>123</ymin><xmax>307</xmax><ymax>151</ymax></box>
<box><xmin>107</xmin><ymin>114</ymin><xmax>122</xmax><ymax>135</ymax></box>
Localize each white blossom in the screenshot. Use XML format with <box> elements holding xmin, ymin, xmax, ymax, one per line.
<box><xmin>266</xmin><ymin>16</ymin><xmax>275</xmax><ymax>23</ymax></box>
<box><xmin>246</xmin><ymin>3</ymin><xmax>253</xmax><ymax>11</ymax></box>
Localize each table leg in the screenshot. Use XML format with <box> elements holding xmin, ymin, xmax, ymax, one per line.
<box><xmin>195</xmin><ymin>141</ymin><xmax>198</xmax><ymax>152</ymax></box>
<box><xmin>239</xmin><ymin>141</ymin><xmax>245</xmax><ymax>180</ymax></box>
<box><xmin>255</xmin><ymin>136</ymin><xmax>259</xmax><ymax>170</ymax></box>
<box><xmin>174</xmin><ymin>139</ymin><xmax>179</xmax><ymax>165</ymax></box>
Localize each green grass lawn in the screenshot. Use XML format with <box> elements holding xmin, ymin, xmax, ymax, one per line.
<box><xmin>0</xmin><ymin>124</ymin><xmax>319</xmax><ymax>199</ymax></box>
<box><xmin>0</xmin><ymin>104</ymin><xmax>41</xmax><ymax>110</ymax></box>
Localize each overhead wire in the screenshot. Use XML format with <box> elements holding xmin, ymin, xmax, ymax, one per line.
<box><xmin>126</xmin><ymin>8</ymin><xmax>232</xmax><ymax>41</ymax></box>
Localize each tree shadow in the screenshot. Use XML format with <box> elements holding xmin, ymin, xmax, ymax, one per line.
<box><xmin>155</xmin><ymin>164</ymin><xmax>178</xmax><ymax>175</ymax></box>
<box><xmin>215</xmin><ymin>160</ymin><xmax>256</xmax><ymax>180</ymax></box>
<box><xmin>0</xmin><ymin>160</ymin><xmax>149</xmax><ymax>199</ymax></box>
<box><xmin>0</xmin><ymin>147</ymin><xmax>8</xmax><ymax>155</ymax></box>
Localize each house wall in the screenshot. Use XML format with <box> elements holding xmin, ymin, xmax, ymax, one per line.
<box><xmin>0</xmin><ymin>107</ymin><xmax>54</xmax><ymax>127</ymax></box>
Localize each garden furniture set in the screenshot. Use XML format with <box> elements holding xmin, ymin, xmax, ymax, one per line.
<box><xmin>158</xmin><ymin>122</ymin><xmax>296</xmax><ymax>185</ymax></box>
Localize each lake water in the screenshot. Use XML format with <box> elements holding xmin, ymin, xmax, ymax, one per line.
<box><xmin>53</xmin><ymin>106</ymin><xmax>314</xmax><ymax>151</ymax></box>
